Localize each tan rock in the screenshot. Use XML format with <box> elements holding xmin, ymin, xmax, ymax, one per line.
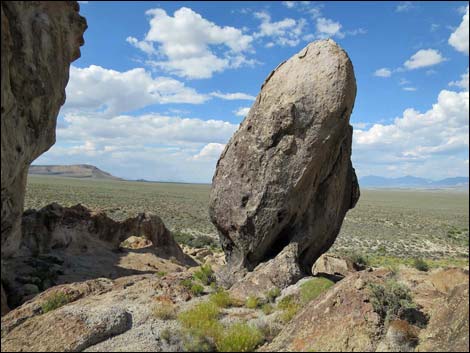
<box><xmin>209</xmin><ymin>40</ymin><xmax>359</xmax><ymax>285</ymax></box>
<box><xmin>312</xmin><ymin>253</ymin><xmax>358</xmax><ymax>280</ymax></box>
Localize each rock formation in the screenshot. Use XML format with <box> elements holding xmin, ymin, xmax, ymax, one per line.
<box><xmin>209</xmin><ymin>39</ymin><xmax>360</xmax><ymax>285</ymax></box>
<box><xmin>1</xmin><ymin>203</ymin><xmax>196</xmax><ymax>308</ymax></box>
<box><xmin>20</xmin><ymin>203</ymin><xmax>190</xmax><ymax>260</ymax></box>
<box><xmin>1</xmin><ymin>1</ymin><xmax>87</xmax><ymax>257</ymax></box>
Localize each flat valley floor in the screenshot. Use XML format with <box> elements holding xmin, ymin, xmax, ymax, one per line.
<box><xmin>25</xmin><ymin>175</ymin><xmax>469</xmax><ymax>268</ymax></box>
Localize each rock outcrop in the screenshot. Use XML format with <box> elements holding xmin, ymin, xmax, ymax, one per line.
<box><xmin>311</xmin><ymin>253</ymin><xmax>359</xmax><ymax>281</ymax></box>
<box><xmin>1</xmin><ymin>1</ymin><xmax>87</xmax><ymax>257</ymax></box>
<box><xmin>209</xmin><ymin>39</ymin><xmax>359</xmax><ymax>284</ymax></box>
<box><xmin>20</xmin><ymin>203</ymin><xmax>190</xmax><ymax>260</ymax></box>
<box><xmin>261</xmin><ymin>267</ymin><xmax>469</xmax><ymax>352</ymax></box>
<box><xmin>2</xmin><ymin>203</ymin><xmax>196</xmax><ymax>308</ymax></box>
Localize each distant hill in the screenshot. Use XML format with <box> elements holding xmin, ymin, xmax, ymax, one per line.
<box><xmin>29</xmin><ymin>164</ymin><xmax>123</xmax><ymax>180</ymax></box>
<box><xmin>360</xmin><ymin>175</ymin><xmax>469</xmax><ymax>189</ymax></box>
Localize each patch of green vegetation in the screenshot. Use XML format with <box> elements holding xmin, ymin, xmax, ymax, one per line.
<box><xmin>348</xmin><ymin>253</ymin><xmax>370</xmax><ymax>266</ymax></box>
<box><xmin>26</xmin><ymin>177</ymin><xmax>469</xmax><ymax>263</ymax></box>
<box><xmin>277</xmin><ymin>295</ymin><xmax>300</xmax><ymax>323</ymax></box>
<box><xmin>368</xmin><ymin>280</ymin><xmax>416</xmax><ymax>325</ymax></box>
<box><xmin>413</xmin><ymin>258</ymin><xmax>429</xmax><ymax>272</ymax></box>
<box><xmin>156</xmin><ymin>271</ymin><xmax>167</xmax><ymax>278</ymax></box>
<box><xmin>190</xmin><ymin>283</ymin><xmax>205</xmax><ymax>297</ymax></box>
<box><xmin>265</xmin><ymin>287</ymin><xmax>281</xmax><ymax>303</ymax></box>
<box><xmin>41</xmin><ymin>291</ymin><xmax>72</xmax><ymax>313</ymax></box>
<box><xmin>209</xmin><ymin>289</ymin><xmax>233</xmax><ymax>308</ymax></box>
<box><xmin>173</xmin><ymin>231</ymin><xmax>220</xmax><ymax>249</ymax></box>
<box><xmin>193</xmin><ymin>264</ymin><xmax>215</xmax><ymax>286</ymax></box>
<box><xmin>152</xmin><ymin>303</ymin><xmax>177</xmax><ymax>320</ymax></box>
<box><xmin>358</xmin><ymin>254</ymin><xmax>468</xmax><ymax>269</ymax></box>
<box><xmin>178</xmin><ymin>302</ymin><xmax>222</xmax><ymax>352</ymax></box>
<box><xmin>215</xmin><ymin>322</ymin><xmax>264</xmax><ymax>352</ymax></box>
<box><xmin>261</xmin><ymin>303</ymin><xmax>274</xmax><ymax>315</ymax></box>
<box><xmin>245</xmin><ymin>296</ymin><xmax>259</xmax><ymax>309</ymax></box>
<box><xmin>300</xmin><ymin>277</ymin><xmax>334</xmax><ymax>304</ymax></box>
<box><xmin>160</xmin><ymin>327</ymin><xmax>172</xmax><ymax>343</ymax></box>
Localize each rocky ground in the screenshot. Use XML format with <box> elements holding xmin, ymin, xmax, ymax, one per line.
<box><xmin>1</xmin><ymin>247</ymin><xmax>468</xmax><ymax>352</ymax></box>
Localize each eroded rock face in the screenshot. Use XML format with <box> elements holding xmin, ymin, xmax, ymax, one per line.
<box><xmin>20</xmin><ymin>203</ymin><xmax>190</xmax><ymax>261</ymax></box>
<box><xmin>2</xmin><ymin>203</ymin><xmax>195</xmax><ymax>309</ymax></box>
<box><xmin>209</xmin><ymin>40</ymin><xmax>360</xmax><ymax>281</ymax></box>
<box><xmin>1</xmin><ymin>1</ymin><xmax>87</xmax><ymax>257</ymax></box>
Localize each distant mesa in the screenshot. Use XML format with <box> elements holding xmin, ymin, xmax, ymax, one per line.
<box><xmin>360</xmin><ymin>175</ymin><xmax>469</xmax><ymax>189</ymax></box>
<box><xmin>28</xmin><ymin>164</ymin><xmax>123</xmax><ymax>181</ymax></box>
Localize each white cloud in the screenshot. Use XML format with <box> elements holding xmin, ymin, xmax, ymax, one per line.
<box><xmin>316</xmin><ymin>17</ymin><xmax>344</xmax><ymax>38</ymax></box>
<box><xmin>63</xmin><ymin>65</ymin><xmax>208</xmax><ymax>116</ymax></box>
<box><xmin>128</xmin><ymin>7</ymin><xmax>254</xmax><ymax>79</ymax></box>
<box><xmin>210</xmin><ymin>91</ymin><xmax>256</xmax><ymax>101</ymax></box>
<box><xmin>282</xmin><ymin>1</ymin><xmax>296</xmax><ymax>8</ymax></box>
<box><xmin>353</xmin><ymin>85</ymin><xmax>469</xmax><ymax>179</ymax></box>
<box><xmin>57</xmin><ymin>113</ymin><xmax>237</xmax><ymax>146</ymax></box>
<box><xmin>37</xmin><ymin>113</ymin><xmax>238</xmax><ymax>183</ymax></box>
<box><xmin>449</xmin><ymin>68</ymin><xmax>469</xmax><ymax>90</ymax></box>
<box><xmin>399</xmin><ymin>78</ymin><xmax>411</xmax><ymax>85</ymax></box>
<box><xmin>254</xmin><ymin>11</ymin><xmax>306</xmax><ymax>47</ymax></box>
<box><xmin>430</xmin><ymin>23</ymin><xmax>440</xmax><ymax>32</ymax></box>
<box><xmin>126</xmin><ymin>36</ymin><xmax>157</xmax><ymax>56</ymax></box>
<box><xmin>395</xmin><ymin>2</ymin><xmax>415</xmax><ymax>13</ymax></box>
<box><xmin>403</xmin><ymin>49</ymin><xmax>446</xmax><ymax>70</ymax></box>
<box><xmin>234</xmin><ymin>107</ymin><xmax>251</xmax><ymax>117</ymax></box>
<box><xmin>192</xmin><ymin>143</ymin><xmax>225</xmax><ymax>160</ymax></box>
<box><xmin>402</xmin><ymin>87</ymin><xmax>417</xmax><ymax>91</ymax></box>
<box><xmin>448</xmin><ymin>5</ymin><xmax>469</xmax><ymax>55</ymax></box>
<box><xmin>374</xmin><ymin>68</ymin><xmax>392</xmax><ymax>78</ymax></box>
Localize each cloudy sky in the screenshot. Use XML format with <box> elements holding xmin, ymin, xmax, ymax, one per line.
<box><xmin>36</xmin><ymin>1</ymin><xmax>469</xmax><ymax>183</ymax></box>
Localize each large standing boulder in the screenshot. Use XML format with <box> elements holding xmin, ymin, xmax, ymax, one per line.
<box><xmin>1</xmin><ymin>1</ymin><xmax>87</xmax><ymax>257</ymax></box>
<box><xmin>209</xmin><ymin>39</ymin><xmax>360</xmax><ymax>285</ymax></box>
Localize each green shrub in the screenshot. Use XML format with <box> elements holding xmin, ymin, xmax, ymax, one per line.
<box><xmin>152</xmin><ymin>303</ymin><xmax>177</xmax><ymax>320</ymax></box>
<box><xmin>300</xmin><ymin>278</ymin><xmax>334</xmax><ymax>304</ymax></box>
<box><xmin>178</xmin><ymin>301</ymin><xmax>221</xmax><ymax>332</ymax></box>
<box><xmin>156</xmin><ymin>271</ymin><xmax>167</xmax><ymax>278</ymax></box>
<box><xmin>215</xmin><ymin>323</ymin><xmax>264</xmax><ymax>352</ymax></box>
<box><xmin>193</xmin><ymin>264</ymin><xmax>216</xmax><ymax>285</ymax></box>
<box><xmin>413</xmin><ymin>258</ymin><xmax>429</xmax><ymax>272</ymax></box>
<box><xmin>41</xmin><ymin>291</ymin><xmax>72</xmax><ymax>313</ymax></box>
<box><xmin>349</xmin><ymin>253</ymin><xmax>369</xmax><ymax>267</ymax></box>
<box><xmin>277</xmin><ymin>295</ymin><xmax>300</xmax><ymax>323</ymax></box>
<box><xmin>160</xmin><ymin>327</ymin><xmax>172</xmax><ymax>342</ymax></box>
<box><xmin>178</xmin><ymin>302</ymin><xmax>222</xmax><ymax>351</ymax></box>
<box><xmin>172</xmin><ymin>231</ymin><xmax>220</xmax><ymax>249</ymax></box>
<box><xmin>209</xmin><ymin>289</ymin><xmax>233</xmax><ymax>308</ymax></box>
<box><xmin>245</xmin><ymin>296</ymin><xmax>259</xmax><ymax>309</ymax></box>
<box><xmin>190</xmin><ymin>283</ymin><xmax>205</xmax><ymax>296</ymax></box>
<box><xmin>261</xmin><ymin>303</ymin><xmax>274</xmax><ymax>315</ymax></box>
<box><xmin>180</xmin><ymin>278</ymin><xmax>194</xmax><ymax>289</ymax></box>
<box><xmin>265</xmin><ymin>287</ymin><xmax>281</xmax><ymax>303</ymax></box>
<box><xmin>368</xmin><ymin>280</ymin><xmax>416</xmax><ymax>324</ymax></box>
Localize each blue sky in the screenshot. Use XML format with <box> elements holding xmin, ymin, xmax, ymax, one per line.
<box><xmin>36</xmin><ymin>1</ymin><xmax>469</xmax><ymax>183</ymax></box>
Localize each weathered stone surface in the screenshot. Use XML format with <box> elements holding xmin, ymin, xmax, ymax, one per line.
<box><xmin>209</xmin><ymin>39</ymin><xmax>359</xmax><ymax>281</ymax></box>
<box><xmin>416</xmin><ymin>283</ymin><xmax>469</xmax><ymax>352</ymax></box>
<box><xmin>2</xmin><ymin>203</ymin><xmax>196</xmax><ymax>308</ymax></box>
<box><xmin>1</xmin><ymin>1</ymin><xmax>87</xmax><ymax>258</ymax></box>
<box><xmin>261</xmin><ymin>267</ymin><xmax>469</xmax><ymax>352</ymax></box>
<box><xmin>1</xmin><ymin>272</ymin><xmax>197</xmax><ymax>352</ymax></box>
<box><xmin>311</xmin><ymin>253</ymin><xmax>358</xmax><ymax>280</ymax></box>
<box><xmin>20</xmin><ymin>203</ymin><xmax>191</xmax><ymax>263</ymax></box>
